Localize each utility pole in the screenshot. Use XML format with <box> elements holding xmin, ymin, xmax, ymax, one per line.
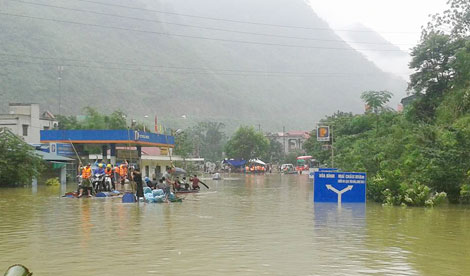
<box><xmin>331</xmin><ymin>126</ymin><xmax>334</xmax><ymax>168</ymax></box>
<box><xmin>283</xmin><ymin>126</ymin><xmax>286</xmax><ymax>155</ymax></box>
<box><xmin>258</xmin><ymin>124</ymin><xmax>261</xmax><ymax>132</ymax></box>
<box><xmin>57</xmin><ymin>66</ymin><xmax>64</xmax><ymax>117</ymax></box>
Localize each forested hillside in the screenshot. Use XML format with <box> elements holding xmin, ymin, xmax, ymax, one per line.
<box><xmin>0</xmin><ymin>0</ymin><xmax>406</xmax><ymax>131</ymax></box>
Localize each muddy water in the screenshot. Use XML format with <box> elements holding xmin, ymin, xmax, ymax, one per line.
<box><xmin>1</xmin><ymin>174</ymin><xmax>469</xmax><ymax>275</ymax></box>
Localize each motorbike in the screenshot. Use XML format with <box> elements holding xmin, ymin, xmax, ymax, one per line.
<box><xmin>92</xmin><ymin>173</ymin><xmax>106</xmax><ymax>192</ymax></box>
<box><xmin>104</xmin><ymin>175</ymin><xmax>113</xmax><ymax>191</ymax></box>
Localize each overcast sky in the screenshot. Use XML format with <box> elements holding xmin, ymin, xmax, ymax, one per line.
<box><xmin>309</xmin><ymin>0</ymin><xmax>449</xmax><ymax>51</ymax></box>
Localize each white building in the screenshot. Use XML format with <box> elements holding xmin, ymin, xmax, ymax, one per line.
<box><xmin>0</xmin><ymin>103</ymin><xmax>58</xmax><ymax>144</ymax></box>
<box><xmin>266</xmin><ymin>131</ymin><xmax>311</xmax><ymax>155</ymax></box>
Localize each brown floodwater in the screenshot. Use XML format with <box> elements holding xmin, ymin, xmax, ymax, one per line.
<box><xmin>1</xmin><ymin>174</ymin><xmax>469</xmax><ymax>275</ymax></box>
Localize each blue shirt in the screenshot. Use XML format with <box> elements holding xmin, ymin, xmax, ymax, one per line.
<box><xmin>94</xmin><ymin>168</ymin><xmax>105</xmax><ymax>175</ymax></box>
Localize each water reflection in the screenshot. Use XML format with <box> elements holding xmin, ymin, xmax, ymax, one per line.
<box><xmin>79</xmin><ymin>200</ymin><xmax>92</xmax><ymax>248</ymax></box>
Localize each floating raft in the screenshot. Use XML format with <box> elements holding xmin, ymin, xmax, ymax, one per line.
<box><xmin>63</xmin><ymin>191</ymin><xmax>122</xmax><ymax>198</ymax></box>
<box><xmin>175</xmin><ymin>190</ymin><xmax>200</xmax><ymax>194</ymax></box>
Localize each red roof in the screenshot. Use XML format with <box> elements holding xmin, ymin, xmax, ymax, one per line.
<box><xmin>108</xmin><ymin>147</ymin><xmax>162</xmax><ymax>156</ymax></box>
<box><xmin>141</xmin><ymin>147</ymin><xmax>161</xmax><ymax>156</ymax></box>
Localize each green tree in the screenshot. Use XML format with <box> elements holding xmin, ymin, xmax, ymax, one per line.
<box><xmin>57</xmin><ymin>107</ymin><xmax>127</xmax><ymax>130</ymax></box>
<box><xmin>429</xmin><ymin>0</ymin><xmax>470</xmax><ymax>37</ymax></box>
<box><xmin>225</xmin><ymin>126</ymin><xmax>269</xmax><ymax>160</ymax></box>
<box><xmin>191</xmin><ymin>122</ymin><xmax>226</xmax><ymax>161</ymax></box>
<box><xmin>408</xmin><ymin>0</ymin><xmax>470</xmax><ymax>121</ymax></box>
<box><xmin>0</xmin><ymin>129</ymin><xmax>43</xmax><ymax>187</ymax></box>
<box><xmin>361</xmin><ymin>90</ymin><xmax>393</xmax><ymax>134</ymax></box>
<box><xmin>361</xmin><ymin>90</ymin><xmax>393</xmax><ymax>114</ymax></box>
<box><xmin>56</xmin><ymin>114</ymin><xmax>81</xmax><ymax>130</ymax></box>
<box><xmin>174</xmin><ymin>131</ymin><xmax>194</xmax><ymax>158</ymax></box>
<box><xmin>263</xmin><ymin>138</ymin><xmax>284</xmax><ymax>163</ymax></box>
<box><xmin>106</xmin><ymin>110</ymin><xmax>127</xmax><ymax>129</ymax></box>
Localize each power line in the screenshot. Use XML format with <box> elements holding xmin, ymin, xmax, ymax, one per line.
<box><xmin>10</xmin><ymin>0</ymin><xmax>414</xmax><ymax>47</ymax></box>
<box><xmin>0</xmin><ymin>12</ymin><xmax>409</xmax><ymax>52</ymax></box>
<box><xmin>55</xmin><ymin>0</ymin><xmax>419</xmax><ymax>34</ymax></box>
<box><xmin>0</xmin><ymin>52</ymin><xmax>410</xmax><ymax>75</ymax></box>
<box><xmin>0</xmin><ymin>58</ymin><xmax>407</xmax><ymax>77</ymax></box>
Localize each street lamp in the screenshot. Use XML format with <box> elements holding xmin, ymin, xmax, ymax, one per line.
<box><xmin>57</xmin><ymin>66</ymin><xmax>64</xmax><ymax>116</ymax></box>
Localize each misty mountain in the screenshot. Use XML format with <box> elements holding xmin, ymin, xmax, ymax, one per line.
<box><xmin>0</xmin><ymin>0</ymin><xmax>407</xmax><ymax>132</ymax></box>
<box><xmin>338</xmin><ymin>23</ymin><xmax>412</xmax><ymax>82</ymax></box>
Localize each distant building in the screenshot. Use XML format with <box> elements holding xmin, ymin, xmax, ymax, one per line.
<box><xmin>401</xmin><ymin>94</ymin><xmax>420</xmax><ymax>109</ymax></box>
<box><xmin>0</xmin><ymin>103</ymin><xmax>58</xmax><ymax>144</ymax></box>
<box><xmin>265</xmin><ymin>131</ymin><xmax>310</xmax><ymax>155</ymax></box>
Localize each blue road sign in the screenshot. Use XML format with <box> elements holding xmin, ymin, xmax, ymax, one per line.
<box><xmin>314</xmin><ymin>172</ymin><xmax>366</xmax><ymax>203</ymax></box>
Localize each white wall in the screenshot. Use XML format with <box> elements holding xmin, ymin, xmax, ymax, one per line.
<box><xmin>0</xmin><ymin>104</ymin><xmax>57</xmax><ymax>144</ymax></box>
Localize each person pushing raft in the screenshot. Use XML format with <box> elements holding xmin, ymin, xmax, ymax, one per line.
<box><xmin>190</xmin><ymin>175</ymin><xmax>200</xmax><ymax>190</ymax></box>
<box><xmin>78</xmin><ymin>163</ymin><xmax>92</xmax><ymax>198</ymax></box>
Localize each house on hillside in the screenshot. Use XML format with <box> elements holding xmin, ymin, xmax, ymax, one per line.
<box><xmin>401</xmin><ymin>94</ymin><xmax>420</xmax><ymax>109</ymax></box>
<box><xmin>0</xmin><ymin>103</ymin><xmax>58</xmax><ymax>144</ymax></box>
<box><xmin>265</xmin><ymin>131</ymin><xmax>310</xmax><ymax>155</ymax></box>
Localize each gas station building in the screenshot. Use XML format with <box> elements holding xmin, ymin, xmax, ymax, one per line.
<box><xmin>40</xmin><ymin>129</ymin><xmax>176</xmax><ymax>177</ymax></box>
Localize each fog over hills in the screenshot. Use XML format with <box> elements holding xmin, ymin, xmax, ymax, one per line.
<box><xmin>337</xmin><ymin>23</ymin><xmax>412</xmax><ymax>82</ymax></box>
<box><xmin>0</xmin><ymin>0</ymin><xmax>407</xmax><ymax>132</ymax></box>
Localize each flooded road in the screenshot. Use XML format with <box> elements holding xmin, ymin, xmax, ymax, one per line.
<box><xmin>1</xmin><ymin>174</ymin><xmax>469</xmax><ymax>275</ymax></box>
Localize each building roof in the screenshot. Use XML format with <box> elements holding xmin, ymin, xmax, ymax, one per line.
<box><xmin>41</xmin><ymin>110</ymin><xmax>56</xmax><ymax>121</ymax></box>
<box><xmin>41</xmin><ymin>129</ymin><xmax>175</xmax><ymax>147</ymax></box>
<box><xmin>266</xmin><ymin>131</ymin><xmax>311</xmax><ymax>139</ymax></box>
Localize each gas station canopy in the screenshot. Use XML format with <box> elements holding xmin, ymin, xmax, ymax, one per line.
<box><xmin>40</xmin><ymin>129</ymin><xmax>174</xmax><ymax>148</ymax></box>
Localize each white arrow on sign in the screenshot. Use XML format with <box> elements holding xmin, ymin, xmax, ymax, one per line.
<box><xmin>326</xmin><ymin>184</ymin><xmax>353</xmax><ymax>204</ymax></box>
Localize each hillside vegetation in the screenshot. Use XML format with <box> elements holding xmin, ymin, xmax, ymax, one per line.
<box><xmin>0</xmin><ymin>0</ymin><xmax>406</xmax><ymax>131</ymax></box>
<box><xmin>305</xmin><ymin>0</ymin><xmax>470</xmax><ymax>206</ymax></box>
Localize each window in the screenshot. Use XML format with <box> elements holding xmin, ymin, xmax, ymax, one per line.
<box><xmin>22</xmin><ymin>125</ymin><xmax>28</xmax><ymax>136</ymax></box>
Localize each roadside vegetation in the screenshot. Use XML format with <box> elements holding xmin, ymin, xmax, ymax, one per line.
<box><xmin>305</xmin><ymin>0</ymin><xmax>470</xmax><ymax>206</ymax></box>
<box><xmin>0</xmin><ymin>129</ymin><xmax>43</xmax><ymax>187</ymax></box>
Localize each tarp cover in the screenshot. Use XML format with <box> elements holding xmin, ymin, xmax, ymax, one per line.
<box><xmin>223</xmin><ymin>159</ymin><xmax>246</xmax><ymax>167</ymax></box>
<box><xmin>249</xmin><ymin>159</ymin><xmax>266</xmax><ymax>166</ymax></box>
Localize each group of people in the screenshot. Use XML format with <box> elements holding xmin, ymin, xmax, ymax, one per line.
<box><xmin>144</xmin><ymin>168</ymin><xmax>201</xmax><ymax>194</ymax></box>
<box><xmin>77</xmin><ymin>160</ymin><xmax>138</xmax><ymax>198</ymax></box>
<box><xmin>245</xmin><ymin>165</ymin><xmax>268</xmax><ymax>173</ymax></box>
<box><xmin>78</xmin><ymin>162</ymin><xmax>201</xmax><ymax>201</ymax></box>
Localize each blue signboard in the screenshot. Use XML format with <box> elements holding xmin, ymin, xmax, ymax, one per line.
<box><xmin>40</xmin><ymin>130</ymin><xmax>174</xmax><ymax>147</ymax></box>
<box><xmin>56</xmin><ymin>143</ymin><xmax>75</xmax><ymax>156</ymax></box>
<box><xmin>314</xmin><ymin>172</ymin><xmax>366</xmax><ymax>203</ymax></box>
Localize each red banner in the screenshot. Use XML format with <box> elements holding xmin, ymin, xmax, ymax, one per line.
<box><xmin>154</xmin><ymin>115</ymin><xmax>158</xmax><ymax>133</ymax></box>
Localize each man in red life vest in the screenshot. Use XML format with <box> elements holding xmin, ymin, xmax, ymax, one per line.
<box><xmin>190</xmin><ymin>174</ymin><xmax>200</xmax><ymax>190</ymax></box>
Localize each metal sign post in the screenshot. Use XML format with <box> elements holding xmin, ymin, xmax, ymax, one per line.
<box><xmin>316</xmin><ymin>125</ymin><xmax>334</xmax><ymax>168</ymax></box>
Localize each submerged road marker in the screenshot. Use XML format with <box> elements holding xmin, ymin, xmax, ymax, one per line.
<box><xmin>314</xmin><ymin>172</ymin><xmax>366</xmax><ymax>203</ymax></box>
